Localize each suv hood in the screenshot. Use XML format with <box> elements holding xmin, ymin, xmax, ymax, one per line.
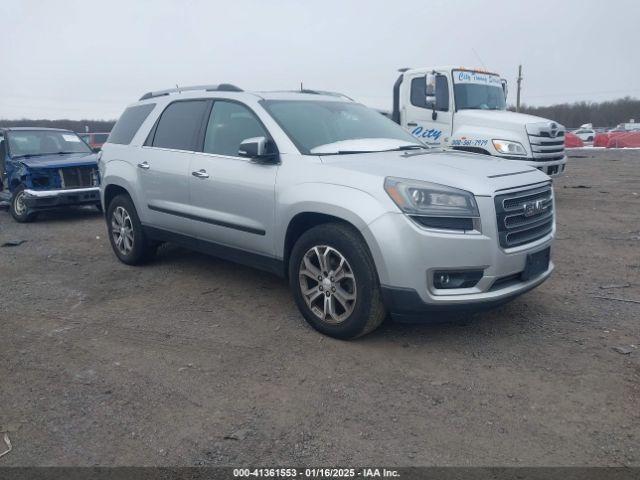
<box><xmin>455</xmin><ymin>109</ymin><xmax>554</xmax><ymax>132</ymax></box>
<box><xmin>15</xmin><ymin>152</ymin><xmax>99</xmax><ymax>169</ymax></box>
<box><xmin>321</xmin><ymin>150</ymin><xmax>550</xmax><ymax>196</ymax></box>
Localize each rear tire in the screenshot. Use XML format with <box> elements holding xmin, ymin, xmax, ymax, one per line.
<box><xmin>106</xmin><ymin>194</ymin><xmax>156</xmax><ymax>265</ymax></box>
<box><xmin>289</xmin><ymin>223</ymin><xmax>386</xmax><ymax>339</ymax></box>
<box><xmin>10</xmin><ymin>186</ymin><xmax>38</xmax><ymax>223</ymax></box>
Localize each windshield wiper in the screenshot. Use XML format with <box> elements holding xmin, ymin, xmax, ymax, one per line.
<box><xmin>12</xmin><ymin>153</ymin><xmax>47</xmax><ymax>159</ymax></box>
<box><xmin>386</xmin><ymin>144</ymin><xmax>428</xmax><ymax>151</ymax></box>
<box><xmin>340</xmin><ymin>151</ymin><xmax>377</xmax><ymax>154</ymax></box>
<box><xmin>55</xmin><ymin>151</ymin><xmax>83</xmax><ymax>155</ymax></box>
<box><xmin>320</xmin><ymin>150</ymin><xmax>379</xmax><ymax>155</ymax></box>
<box><xmin>319</xmin><ymin>145</ymin><xmax>428</xmax><ymax>155</ymax></box>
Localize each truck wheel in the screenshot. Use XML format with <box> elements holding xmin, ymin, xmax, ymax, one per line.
<box><xmin>289</xmin><ymin>223</ymin><xmax>386</xmax><ymax>339</ymax></box>
<box><xmin>10</xmin><ymin>186</ymin><xmax>38</xmax><ymax>223</ymax></box>
<box><xmin>106</xmin><ymin>194</ymin><xmax>156</xmax><ymax>265</ymax></box>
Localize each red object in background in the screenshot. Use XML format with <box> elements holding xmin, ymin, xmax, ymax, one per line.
<box><xmin>607</xmin><ymin>131</ymin><xmax>640</xmax><ymax>148</ymax></box>
<box><xmin>564</xmin><ymin>131</ymin><xmax>584</xmax><ymax>148</ymax></box>
<box><xmin>593</xmin><ymin>133</ymin><xmax>610</xmax><ymax>147</ymax></box>
<box><xmin>78</xmin><ymin>132</ymin><xmax>110</xmax><ymax>150</ymax></box>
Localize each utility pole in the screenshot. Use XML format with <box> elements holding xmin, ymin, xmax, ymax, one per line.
<box><xmin>516</xmin><ymin>65</ymin><xmax>523</xmax><ymax>113</ymax></box>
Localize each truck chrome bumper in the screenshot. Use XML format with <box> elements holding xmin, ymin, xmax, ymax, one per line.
<box><xmin>24</xmin><ymin>187</ymin><xmax>100</xmax><ymax>198</ymax></box>
<box><xmin>521</xmin><ymin>156</ymin><xmax>567</xmax><ymax>177</ymax></box>
<box><xmin>23</xmin><ymin>187</ymin><xmax>100</xmax><ymax>209</ymax></box>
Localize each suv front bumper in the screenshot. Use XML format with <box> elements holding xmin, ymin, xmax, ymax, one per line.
<box><xmin>362</xmin><ymin>198</ymin><xmax>554</xmax><ymax>321</ymax></box>
<box><xmin>22</xmin><ymin>187</ymin><xmax>101</xmax><ymax>210</ymax></box>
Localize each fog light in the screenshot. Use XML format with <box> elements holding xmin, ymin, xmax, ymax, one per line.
<box><xmin>433</xmin><ymin>270</ymin><xmax>483</xmax><ymax>289</ymax></box>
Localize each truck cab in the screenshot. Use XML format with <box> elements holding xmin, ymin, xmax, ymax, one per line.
<box><xmin>392</xmin><ymin>66</ymin><xmax>567</xmax><ymax>177</ymax></box>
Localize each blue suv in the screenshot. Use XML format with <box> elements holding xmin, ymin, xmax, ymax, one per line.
<box><xmin>0</xmin><ymin>127</ymin><xmax>101</xmax><ymax>222</ymax></box>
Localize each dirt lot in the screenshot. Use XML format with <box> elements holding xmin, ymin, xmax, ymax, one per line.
<box><xmin>0</xmin><ymin>149</ymin><xmax>638</xmax><ymax>467</ymax></box>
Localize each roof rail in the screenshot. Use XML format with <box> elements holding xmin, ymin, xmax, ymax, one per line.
<box><xmin>139</xmin><ymin>83</ymin><xmax>243</xmax><ymax>101</ymax></box>
<box><xmin>297</xmin><ymin>89</ymin><xmax>354</xmax><ymax>101</ymax></box>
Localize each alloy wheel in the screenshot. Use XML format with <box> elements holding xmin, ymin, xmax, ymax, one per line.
<box><xmin>111</xmin><ymin>206</ymin><xmax>134</xmax><ymax>255</ymax></box>
<box><xmin>298</xmin><ymin>245</ymin><xmax>357</xmax><ymax>324</ymax></box>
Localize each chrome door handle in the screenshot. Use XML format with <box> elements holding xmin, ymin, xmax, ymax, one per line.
<box><xmin>191</xmin><ymin>169</ymin><xmax>210</xmax><ymax>179</ymax></box>
<box><xmin>137</xmin><ymin>161</ymin><xmax>150</xmax><ymax>170</ymax></box>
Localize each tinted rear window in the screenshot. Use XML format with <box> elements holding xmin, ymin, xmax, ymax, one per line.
<box><xmin>108</xmin><ymin>104</ymin><xmax>156</xmax><ymax>145</ymax></box>
<box><xmin>151</xmin><ymin>100</ymin><xmax>210</xmax><ymax>151</ymax></box>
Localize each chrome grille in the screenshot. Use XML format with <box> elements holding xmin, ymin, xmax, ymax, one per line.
<box><xmin>59</xmin><ymin>166</ymin><xmax>99</xmax><ymax>189</ymax></box>
<box><xmin>495</xmin><ymin>184</ymin><xmax>554</xmax><ymax>248</ymax></box>
<box><xmin>527</xmin><ymin>124</ymin><xmax>566</xmax><ymax>162</ymax></box>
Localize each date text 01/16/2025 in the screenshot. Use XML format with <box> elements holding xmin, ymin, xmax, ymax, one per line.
<box><xmin>232</xmin><ymin>468</ymin><xmax>400</xmax><ymax>477</ymax></box>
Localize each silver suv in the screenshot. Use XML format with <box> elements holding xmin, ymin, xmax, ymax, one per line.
<box><xmin>99</xmin><ymin>84</ymin><xmax>555</xmax><ymax>339</ymax></box>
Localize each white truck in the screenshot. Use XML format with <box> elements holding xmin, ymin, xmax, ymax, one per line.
<box><xmin>390</xmin><ymin>66</ymin><xmax>567</xmax><ymax>177</ymax></box>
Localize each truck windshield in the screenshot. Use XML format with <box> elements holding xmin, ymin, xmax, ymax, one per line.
<box><xmin>7</xmin><ymin>130</ymin><xmax>92</xmax><ymax>157</ymax></box>
<box><xmin>453</xmin><ymin>70</ymin><xmax>506</xmax><ymax>111</ymax></box>
<box><xmin>261</xmin><ymin>100</ymin><xmax>423</xmax><ymax>154</ymax></box>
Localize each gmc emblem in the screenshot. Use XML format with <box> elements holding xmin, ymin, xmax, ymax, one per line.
<box><xmin>523</xmin><ymin>200</ymin><xmax>545</xmax><ymax>217</ymax></box>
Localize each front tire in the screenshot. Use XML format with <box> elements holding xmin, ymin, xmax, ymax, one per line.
<box><xmin>106</xmin><ymin>194</ymin><xmax>156</xmax><ymax>265</ymax></box>
<box><xmin>10</xmin><ymin>186</ymin><xmax>38</xmax><ymax>223</ymax></box>
<box><xmin>289</xmin><ymin>223</ymin><xmax>386</xmax><ymax>339</ymax></box>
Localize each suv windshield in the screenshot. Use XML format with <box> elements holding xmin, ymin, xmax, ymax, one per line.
<box><xmin>453</xmin><ymin>70</ymin><xmax>506</xmax><ymax>111</ymax></box>
<box><xmin>7</xmin><ymin>130</ymin><xmax>92</xmax><ymax>157</ymax></box>
<box><xmin>261</xmin><ymin>100</ymin><xmax>423</xmax><ymax>154</ymax></box>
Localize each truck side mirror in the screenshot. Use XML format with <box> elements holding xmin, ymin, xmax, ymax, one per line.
<box><xmin>410</xmin><ymin>74</ymin><xmax>447</xmax><ymax>120</ymax></box>
<box><xmin>426</xmin><ymin>93</ymin><xmax>437</xmax><ymax>119</ymax></box>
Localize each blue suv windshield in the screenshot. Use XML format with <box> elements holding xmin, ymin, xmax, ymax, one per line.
<box><xmin>7</xmin><ymin>130</ymin><xmax>92</xmax><ymax>157</ymax></box>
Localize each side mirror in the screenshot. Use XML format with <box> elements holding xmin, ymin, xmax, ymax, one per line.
<box><xmin>425</xmin><ymin>94</ymin><xmax>436</xmax><ymax>110</ymax></box>
<box><xmin>92</xmin><ymin>147</ymin><xmax>101</xmax><ymax>153</ymax></box>
<box><xmin>238</xmin><ymin>137</ymin><xmax>278</xmax><ymax>163</ymax></box>
<box><xmin>425</xmin><ymin>94</ymin><xmax>437</xmax><ymax>120</ymax></box>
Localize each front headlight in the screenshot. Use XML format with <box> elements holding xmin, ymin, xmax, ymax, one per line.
<box><xmin>492</xmin><ymin>139</ymin><xmax>527</xmax><ymax>156</ymax></box>
<box><xmin>384</xmin><ymin>177</ymin><xmax>479</xmax><ymax>217</ymax></box>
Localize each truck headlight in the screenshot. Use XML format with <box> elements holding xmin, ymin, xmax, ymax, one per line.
<box><xmin>384</xmin><ymin>177</ymin><xmax>479</xmax><ymax>218</ymax></box>
<box><xmin>492</xmin><ymin>139</ymin><xmax>527</xmax><ymax>156</ymax></box>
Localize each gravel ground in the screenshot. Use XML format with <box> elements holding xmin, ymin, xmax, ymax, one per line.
<box><xmin>0</xmin><ymin>149</ymin><xmax>638</xmax><ymax>467</ymax></box>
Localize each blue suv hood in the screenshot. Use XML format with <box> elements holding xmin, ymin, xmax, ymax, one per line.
<box><xmin>16</xmin><ymin>152</ymin><xmax>99</xmax><ymax>168</ymax></box>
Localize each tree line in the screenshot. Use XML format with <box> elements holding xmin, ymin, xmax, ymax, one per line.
<box><xmin>1</xmin><ymin>96</ymin><xmax>639</xmax><ymax>131</ymax></box>
<box><xmin>0</xmin><ymin>119</ymin><xmax>116</xmax><ymax>132</ymax></box>
<box><xmin>514</xmin><ymin>96</ymin><xmax>640</xmax><ymax>128</ymax></box>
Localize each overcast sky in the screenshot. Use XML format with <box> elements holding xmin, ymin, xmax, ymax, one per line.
<box><xmin>1</xmin><ymin>0</ymin><xmax>638</xmax><ymax>120</ymax></box>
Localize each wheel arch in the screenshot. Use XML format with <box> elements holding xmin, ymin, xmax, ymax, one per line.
<box><xmin>277</xmin><ymin>184</ymin><xmax>390</xmax><ymax>280</ymax></box>
<box><xmin>103</xmin><ymin>183</ymin><xmax>131</xmax><ymax>211</ymax></box>
<box><xmin>283</xmin><ymin>212</ymin><xmax>366</xmax><ymax>276</ymax></box>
